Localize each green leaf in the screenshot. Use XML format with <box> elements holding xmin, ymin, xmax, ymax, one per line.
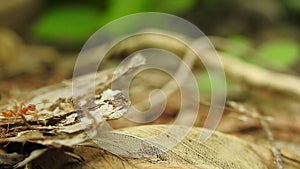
<box><xmin>106</xmin><ymin>0</ymin><xmax>151</xmax><ymax>20</ymax></box>
<box><xmin>197</xmin><ymin>72</ymin><xmax>212</xmax><ymax>93</ymax></box>
<box><xmin>226</xmin><ymin>35</ymin><xmax>252</xmax><ymax>57</ymax></box>
<box><xmin>32</xmin><ymin>5</ymin><xmax>101</xmax><ymax>42</ymax></box>
<box><xmin>257</xmin><ymin>40</ymin><xmax>299</xmax><ymax>70</ymax></box>
<box><xmin>32</xmin><ymin>0</ymin><xmax>197</xmax><ymax>44</ymax></box>
<box><xmin>154</xmin><ymin>0</ymin><xmax>197</xmax><ymax>13</ymax></box>
<box><xmin>197</xmin><ymin>72</ymin><xmax>231</xmax><ymax>94</ymax></box>
<box><xmin>106</xmin><ymin>0</ymin><xmax>196</xmax><ymax>20</ymax></box>
<box><xmin>284</xmin><ymin>0</ymin><xmax>300</xmax><ymax>14</ymax></box>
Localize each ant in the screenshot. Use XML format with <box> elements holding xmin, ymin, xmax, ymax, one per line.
<box><xmin>2</xmin><ymin>104</ymin><xmax>36</xmax><ymax>118</ymax></box>
<box><xmin>1</xmin><ymin>103</ymin><xmax>38</xmax><ymax>129</ymax></box>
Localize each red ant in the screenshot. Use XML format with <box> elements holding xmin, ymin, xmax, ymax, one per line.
<box><xmin>2</xmin><ymin>104</ymin><xmax>36</xmax><ymax>118</ymax></box>
<box><xmin>1</xmin><ymin>103</ymin><xmax>39</xmax><ymax>129</ymax></box>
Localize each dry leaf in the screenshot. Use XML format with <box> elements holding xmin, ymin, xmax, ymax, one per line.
<box><xmin>0</xmin><ymin>54</ymin><xmax>144</xmax><ymax>168</ymax></box>
<box><xmin>73</xmin><ymin>125</ymin><xmax>270</xmax><ymax>169</ymax></box>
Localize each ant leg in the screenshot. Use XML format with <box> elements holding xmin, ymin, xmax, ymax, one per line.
<box><xmin>6</xmin><ymin>113</ymin><xmax>17</xmax><ymax>132</ymax></box>
<box><xmin>11</xmin><ymin>114</ymin><xmax>18</xmax><ymax>129</ymax></box>
<box><xmin>11</xmin><ymin>100</ymin><xmax>20</xmax><ymax>111</ymax></box>
<box><xmin>6</xmin><ymin>123</ymin><xmax>10</xmax><ymax>131</ymax></box>
<box><xmin>20</xmin><ymin>103</ymin><xmax>26</xmax><ymax>114</ymax></box>
<box><xmin>20</xmin><ymin>114</ymin><xmax>33</xmax><ymax>129</ymax></box>
<box><xmin>33</xmin><ymin>112</ymin><xmax>40</xmax><ymax>125</ymax></box>
<box><xmin>18</xmin><ymin>103</ymin><xmax>32</xmax><ymax>127</ymax></box>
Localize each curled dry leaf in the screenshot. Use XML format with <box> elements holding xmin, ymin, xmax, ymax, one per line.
<box><xmin>72</xmin><ymin>125</ymin><xmax>270</xmax><ymax>169</ymax></box>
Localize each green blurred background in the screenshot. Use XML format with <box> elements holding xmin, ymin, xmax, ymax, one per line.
<box><xmin>3</xmin><ymin>0</ymin><xmax>300</xmax><ymax>46</ymax></box>
<box><xmin>0</xmin><ymin>0</ymin><xmax>299</xmax><ymax>92</ymax></box>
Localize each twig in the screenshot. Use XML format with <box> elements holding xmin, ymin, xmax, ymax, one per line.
<box><xmin>226</xmin><ymin>101</ymin><xmax>283</xmax><ymax>169</ymax></box>
<box><xmin>260</xmin><ymin>118</ymin><xmax>283</xmax><ymax>169</ymax></box>
<box><xmin>99</xmin><ymin>33</ymin><xmax>300</xmax><ymax>99</ymax></box>
<box><xmin>220</xmin><ymin>53</ymin><xmax>300</xmax><ymax>99</ymax></box>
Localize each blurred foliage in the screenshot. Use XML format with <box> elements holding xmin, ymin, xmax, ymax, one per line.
<box><xmin>257</xmin><ymin>39</ymin><xmax>299</xmax><ymax>70</ymax></box>
<box><xmin>225</xmin><ymin>36</ymin><xmax>299</xmax><ymax>72</ymax></box>
<box><xmin>198</xmin><ymin>35</ymin><xmax>299</xmax><ymax>93</ymax></box>
<box><xmin>34</xmin><ymin>5</ymin><xmax>100</xmax><ymax>42</ymax></box>
<box><xmin>197</xmin><ymin>71</ymin><xmax>236</xmax><ymax>95</ymax></box>
<box><xmin>32</xmin><ymin>0</ymin><xmax>196</xmax><ymax>43</ymax></box>
<box><xmin>197</xmin><ymin>72</ymin><xmax>212</xmax><ymax>94</ymax></box>
<box><xmin>225</xmin><ymin>35</ymin><xmax>253</xmax><ymax>59</ymax></box>
<box><xmin>30</xmin><ymin>0</ymin><xmax>299</xmax><ymax>92</ymax></box>
<box><xmin>283</xmin><ymin>0</ymin><xmax>300</xmax><ymax>14</ymax></box>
